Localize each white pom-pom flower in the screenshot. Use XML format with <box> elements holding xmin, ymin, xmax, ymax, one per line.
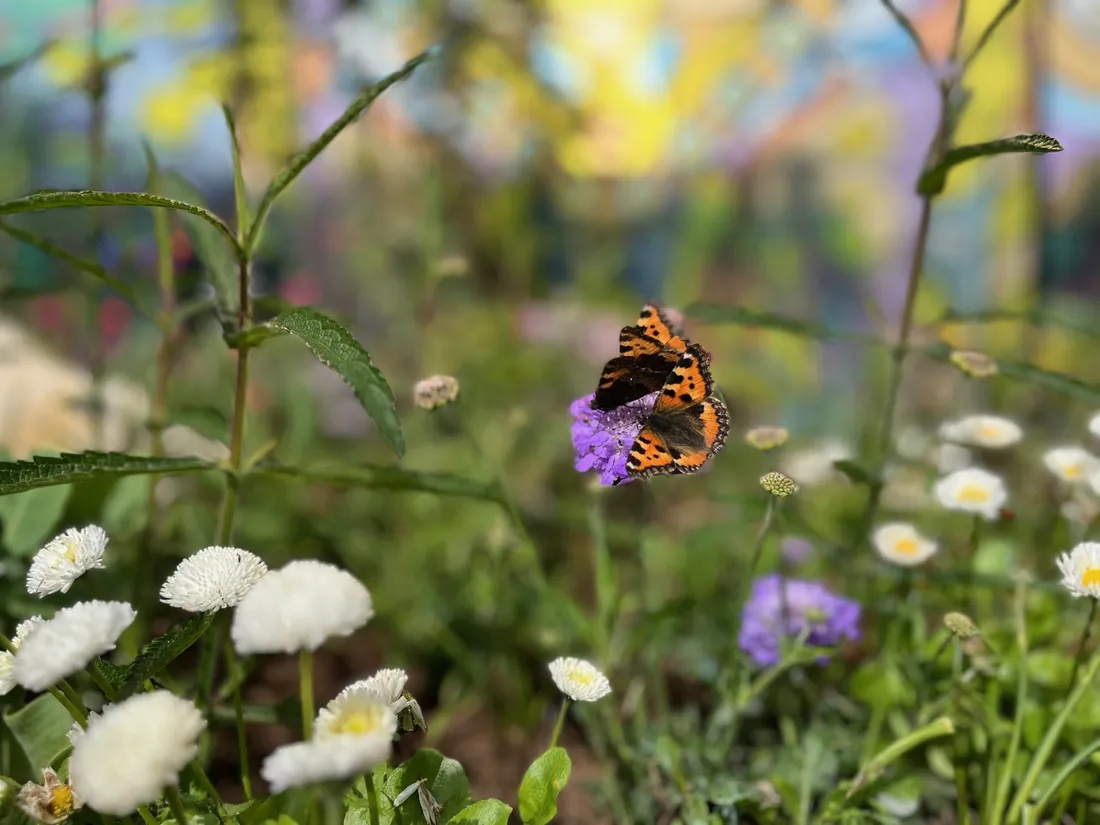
<box><xmin>938</xmin><ymin>415</ymin><xmax>1022</xmax><ymax>449</ymax></box>
<box><xmin>1057</xmin><ymin>542</ymin><xmax>1100</xmax><ymax>599</ymax></box>
<box><xmin>1042</xmin><ymin>446</ymin><xmax>1100</xmax><ymax>484</ymax></box>
<box><xmin>231</xmin><ymin>560</ymin><xmax>373</xmax><ymax>654</ymax></box>
<box><xmin>872</xmin><ymin>523</ymin><xmax>938</xmax><ymax>567</ymax></box>
<box><xmin>69</xmin><ymin>691</ymin><xmax>205</xmax><ymax>816</ymax></box>
<box><xmin>1089</xmin><ymin>413</ymin><xmax>1100</xmax><ymax>440</ymax></box>
<box><xmin>160</xmin><ymin>546</ymin><xmax>268</xmax><ymax>612</ymax></box>
<box><xmin>548</xmin><ymin>657</ymin><xmax>612</xmax><ymax>702</ymax></box>
<box><xmin>26</xmin><ymin>526</ymin><xmax>108</xmax><ymax>597</ymax></box>
<box><xmin>0</xmin><ymin>617</ymin><xmax>43</xmax><ymax>696</ymax></box>
<box><xmin>13</xmin><ymin>602</ymin><xmax>135</xmax><ymax>691</ymax></box>
<box><xmin>334</xmin><ymin>668</ymin><xmax>426</xmax><ymax>731</ymax></box>
<box><xmin>933</xmin><ymin>468</ymin><xmax>1007</xmax><ymax>521</ymax></box>
<box><xmin>262</xmin><ymin>692</ymin><xmax>396</xmax><ymax>793</ymax></box>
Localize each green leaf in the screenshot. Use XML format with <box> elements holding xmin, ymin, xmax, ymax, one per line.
<box><xmin>383</xmin><ymin>748</ymin><xmax>471</xmax><ymax>823</ymax></box>
<box><xmin>937</xmin><ymin>308</ymin><xmax>1100</xmax><ymax>340</ymax></box>
<box><xmin>142</xmin><ymin>143</ymin><xmax>177</xmax><ymax>311</ymax></box>
<box><xmin>3</xmin><ymin>694</ymin><xmax>76</xmax><ymax>770</ymax></box>
<box><xmin>0</xmin><ymin>190</ymin><xmax>240</xmax><ymax>260</ymax></box>
<box><xmin>255</xmin><ymin>463</ymin><xmax>503</xmax><ymax>504</ymax></box>
<box><xmin>832</xmin><ymin>460</ymin><xmax>880</xmax><ymax>488</ymax></box>
<box><xmin>0</xmin><ymin>452</ymin><xmax>215</xmax><ymax>495</ymax></box>
<box><xmin>684</xmin><ymin>303</ymin><xmax>878</xmax><ymax>345</ymax></box>
<box><xmin>118</xmin><ymin>612</ymin><xmax>216</xmax><ymax>693</ymax></box>
<box><xmin>154</xmin><ymin>172</ymin><xmax>240</xmax><ymax>319</ymax></box>
<box><xmin>918</xmin><ymin>134</ymin><xmax>1063</xmax><ymax>195</ymax></box>
<box><xmin>517</xmin><ymin>747</ymin><xmax>571</xmax><ymax>825</ymax></box>
<box><xmin>222</xmin><ymin>106</ymin><xmax>250</xmax><ymax>242</ymax></box>
<box><xmin>0</xmin><ymin>220</ymin><xmax>143</xmax><ymax>307</ymax></box>
<box><xmin>246</xmin><ymin>50</ymin><xmax>432</xmax><ymax>254</ymax></box>
<box><xmin>267</xmin><ymin>308</ymin><xmax>404</xmax><ymax>456</ymax></box>
<box><xmin>0</xmin><ymin>41</ymin><xmax>55</xmax><ymax>84</ymax></box>
<box><xmin>227</xmin><ymin>324</ymin><xmax>287</xmax><ymax>351</ymax></box>
<box><xmin>101</xmin><ymin>474</ymin><xmax>153</xmax><ymax>540</ymax></box>
<box><xmin>0</xmin><ymin>484</ymin><xmax>72</xmax><ymax>556</ymax></box>
<box><xmin>448</xmin><ymin>800</ymin><xmax>513</xmax><ymax>825</ymax></box>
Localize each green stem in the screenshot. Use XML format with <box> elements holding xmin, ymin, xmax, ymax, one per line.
<box><xmin>587</xmin><ymin>495</ymin><xmax>613</xmax><ymax>662</ymax></box>
<box><xmin>138</xmin><ymin>805</ymin><xmax>158</xmax><ymax>825</ymax></box>
<box><xmin>216</xmin><ymin>257</ymin><xmax>252</xmax><ymax>547</ymax></box>
<box><xmin>88</xmin><ymin>660</ymin><xmax>120</xmax><ymax>701</ymax></box>
<box><xmin>1006</xmin><ymin>634</ymin><xmax>1100</xmax><ymax>821</ymax></box>
<box><xmin>188</xmin><ymin>760</ymin><xmax>224</xmax><ymax>812</ymax></box>
<box><xmin>549</xmin><ymin>698</ymin><xmax>570</xmax><ymax>749</ymax></box>
<box><xmin>224</xmin><ymin>625</ymin><xmax>252</xmax><ymax>799</ymax></box>
<box><xmin>165</xmin><ymin>785</ymin><xmax>191</xmax><ymax>825</ymax></box>
<box><xmin>85</xmin><ymin>0</ymin><xmax>107</xmax><ymax>450</ymax></box>
<box><xmin>1064</xmin><ymin>598</ymin><xmax>1097</xmax><ymax>702</ymax></box>
<box><xmin>989</xmin><ymin>578</ymin><xmax>1029</xmax><ymax>825</ymax></box>
<box><xmin>299</xmin><ymin>649</ymin><xmax>315</xmax><ymax>739</ymax></box>
<box><xmin>364</xmin><ymin>775</ymin><xmax>381</xmax><ymax>825</ymax></box>
<box><xmin>1031</xmin><ymin>735</ymin><xmax>1100</xmax><ymax>820</ymax></box>
<box><xmin>48</xmin><ymin>686</ymin><xmax>87</xmax><ymax>725</ymax></box>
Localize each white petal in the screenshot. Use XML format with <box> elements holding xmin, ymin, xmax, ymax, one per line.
<box><xmin>261</xmin><ymin>736</ymin><xmax>393</xmax><ymax>793</ymax></box>
<box><xmin>160</xmin><ymin>546</ymin><xmax>268</xmax><ymax>613</ymax></box>
<box><xmin>13</xmin><ymin>601</ymin><xmax>135</xmax><ymax>691</ymax></box>
<box><xmin>26</xmin><ymin>526</ymin><xmax>108</xmax><ymax>597</ymax></box>
<box><xmin>548</xmin><ymin>657</ymin><xmax>611</xmax><ymax>702</ymax></box>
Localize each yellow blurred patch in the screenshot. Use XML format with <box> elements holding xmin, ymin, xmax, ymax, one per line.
<box><xmin>42</xmin><ymin>42</ymin><xmax>91</xmax><ymax>87</ymax></box>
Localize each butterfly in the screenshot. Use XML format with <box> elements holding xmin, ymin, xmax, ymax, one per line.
<box><xmin>592</xmin><ymin>304</ymin><xmax>690</xmax><ymax>412</ymax></box>
<box><xmin>622</xmin><ymin>343</ymin><xmax>730</xmax><ymax>481</ymax></box>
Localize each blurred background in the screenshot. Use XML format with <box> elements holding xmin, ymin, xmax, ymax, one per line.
<box><xmin>3</xmin><ymin>0</ymin><xmax>1100</xmax><ymax>816</ymax></box>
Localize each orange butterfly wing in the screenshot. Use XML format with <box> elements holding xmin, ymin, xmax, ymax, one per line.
<box><xmin>593</xmin><ymin>326</ymin><xmax>681</xmax><ymax>411</ymax></box>
<box><xmin>635</xmin><ymin>304</ymin><xmax>688</xmax><ymax>353</ymax></box>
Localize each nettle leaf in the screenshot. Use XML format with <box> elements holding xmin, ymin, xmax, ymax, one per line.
<box><xmin>0</xmin><ymin>452</ymin><xmax>216</xmax><ymax>495</ymax></box>
<box><xmin>3</xmin><ymin>694</ymin><xmax>75</xmax><ymax>770</ymax></box>
<box><xmin>246</xmin><ymin>50</ymin><xmax>432</xmax><ymax>255</ymax></box>
<box><xmin>119</xmin><ymin>612</ymin><xmax>216</xmax><ymax>693</ymax></box>
<box><xmin>448</xmin><ymin>800</ymin><xmax>513</xmax><ymax>825</ymax></box>
<box><xmin>832</xmin><ymin>460</ymin><xmax>880</xmax><ymax>488</ymax></box>
<box><xmin>256</xmin><ymin>463</ymin><xmax>503</xmax><ymax>503</ymax></box>
<box><xmin>517</xmin><ymin>747</ymin><xmax>572</xmax><ymax>825</ymax></box>
<box><xmin>0</xmin><ymin>220</ymin><xmax>142</xmax><ymax>307</ymax></box>
<box><xmin>684</xmin><ymin>303</ymin><xmax>878</xmax><ymax>345</ymax></box>
<box><xmin>383</xmin><ymin>748</ymin><xmax>471</xmax><ymax>823</ymax></box>
<box><xmin>918</xmin><ymin>133</ymin><xmax>1063</xmax><ymax>195</ymax></box>
<box><xmin>155</xmin><ymin>171</ymin><xmax>240</xmax><ymax>319</ymax></box>
<box><xmin>938</xmin><ymin>308</ymin><xmax>1100</xmax><ymax>341</ymax></box>
<box><xmin>0</xmin><ymin>484</ymin><xmax>72</xmax><ymax>556</ymax></box>
<box><xmin>0</xmin><ymin>190</ymin><xmax>239</xmax><ymax>257</ymax></box>
<box><xmin>222</xmin><ymin>106</ymin><xmax>250</xmax><ymax>241</ymax></box>
<box><xmin>267</xmin><ymin>308</ymin><xmax>404</xmax><ymax>457</ymax></box>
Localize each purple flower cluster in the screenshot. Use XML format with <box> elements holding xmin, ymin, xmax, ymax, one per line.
<box><xmin>570</xmin><ymin>392</ymin><xmax>657</xmax><ymax>486</ymax></box>
<box><xmin>739</xmin><ymin>574</ymin><xmax>862</xmax><ymax>666</ymax></box>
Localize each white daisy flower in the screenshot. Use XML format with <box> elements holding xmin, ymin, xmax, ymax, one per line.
<box><xmin>935</xmin><ymin>443</ymin><xmax>972</xmax><ymax>474</ymax></box>
<box><xmin>315</xmin><ymin>688</ymin><xmax>398</xmax><ymax>744</ymax></box>
<box><xmin>334</xmin><ymin>668</ymin><xmax>425</xmax><ymax>732</ymax></box>
<box><xmin>933</xmin><ymin>468</ymin><xmax>1007</xmax><ymax>520</ymax></box>
<box><xmin>938</xmin><ymin>415</ymin><xmax>1022</xmax><ymax>449</ymax></box>
<box><xmin>872</xmin><ymin>523</ymin><xmax>938</xmax><ymax>567</ymax></box>
<box><xmin>13</xmin><ymin>601</ymin><xmax>135</xmax><ymax>691</ymax></box>
<box><xmin>1089</xmin><ymin>413</ymin><xmax>1100</xmax><ymax>440</ymax></box>
<box><xmin>261</xmin><ymin>735</ymin><xmax>395</xmax><ymax>794</ymax></box>
<box><xmin>548</xmin><ymin>657</ymin><xmax>612</xmax><ymax>702</ymax></box>
<box><xmin>231</xmin><ymin>560</ymin><xmax>373</xmax><ymax>655</ymax></box>
<box><xmin>160</xmin><ymin>546</ymin><xmax>268</xmax><ymax>613</ymax></box>
<box><xmin>0</xmin><ymin>616</ymin><xmax>44</xmax><ymax>696</ymax></box>
<box><xmin>26</xmin><ymin>526</ymin><xmax>108</xmax><ymax>597</ymax></box>
<box><xmin>69</xmin><ymin>691</ymin><xmax>205</xmax><ymax>816</ymax></box>
<box><xmin>1042</xmin><ymin>446</ymin><xmax>1100</xmax><ymax>484</ymax></box>
<box><xmin>1057</xmin><ymin>542</ymin><xmax>1100</xmax><ymax>599</ymax></box>
<box><xmin>16</xmin><ymin>767</ymin><xmax>82</xmax><ymax>825</ymax></box>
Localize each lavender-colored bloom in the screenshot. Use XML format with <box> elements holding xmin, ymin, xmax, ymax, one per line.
<box><xmin>780</xmin><ymin>537</ymin><xmax>814</xmax><ymax>564</ymax></box>
<box><xmin>570</xmin><ymin>392</ymin><xmax>657</xmax><ymax>486</ymax></box>
<box><xmin>739</xmin><ymin>574</ymin><xmax>861</xmax><ymax>667</ymax></box>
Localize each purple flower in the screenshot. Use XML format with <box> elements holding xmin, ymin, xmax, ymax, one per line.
<box><xmin>738</xmin><ymin>574</ymin><xmax>861</xmax><ymax>667</ymax></box>
<box><xmin>570</xmin><ymin>392</ymin><xmax>657</xmax><ymax>486</ymax></box>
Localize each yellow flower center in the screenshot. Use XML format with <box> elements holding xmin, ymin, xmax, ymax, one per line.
<box><xmin>62</xmin><ymin>538</ymin><xmax>79</xmax><ymax>564</ymax></box>
<box><xmin>976</xmin><ymin>423</ymin><xmax>1002</xmax><ymax>441</ymax></box>
<box><xmin>331</xmin><ymin>705</ymin><xmax>384</xmax><ymax>736</ymax></box>
<box><xmin>893</xmin><ymin>538</ymin><xmax>919</xmax><ymax>555</ymax></box>
<box><xmin>566</xmin><ymin>667</ymin><xmax>594</xmax><ymax>686</ymax></box>
<box><xmin>1064</xmin><ymin>464</ymin><xmax>1082</xmax><ymax>479</ymax></box>
<box><xmin>956</xmin><ymin>484</ymin><xmax>990</xmax><ymax>504</ymax></box>
<box><xmin>1081</xmin><ymin>569</ymin><xmax>1100</xmax><ymax>588</ymax></box>
<box><xmin>48</xmin><ymin>786</ymin><xmax>77</xmax><ymax>818</ymax></box>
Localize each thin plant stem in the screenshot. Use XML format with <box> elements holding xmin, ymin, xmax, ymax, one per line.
<box><xmin>988</xmin><ymin>578</ymin><xmax>1030</xmax><ymax>825</ymax></box>
<box><xmin>223</xmin><ymin>623</ymin><xmax>252</xmax><ymax>799</ymax></box>
<box><xmin>364</xmin><ymin>774</ymin><xmax>382</xmax><ymax>825</ymax></box>
<box><xmin>85</xmin><ymin>0</ymin><xmax>107</xmax><ymax>448</ymax></box>
<box><xmin>165</xmin><ymin>785</ymin><xmax>191</xmax><ymax>825</ymax></box>
<box><xmin>549</xmin><ymin>698</ymin><xmax>570</xmax><ymax>749</ymax></box>
<box><xmin>58</xmin><ymin>678</ymin><xmax>87</xmax><ymax>713</ymax></box>
<box><xmin>88</xmin><ymin>660</ymin><xmax>119</xmax><ymax>701</ymax></box>
<box><xmin>878</xmin><ymin>0</ymin><xmax>933</xmax><ymax>66</ymax></box>
<box><xmin>216</xmin><ymin>258</ymin><xmax>252</xmax><ymax>546</ymax></box>
<box><xmin>138</xmin><ymin>805</ymin><xmax>158</xmax><ymax>825</ymax></box>
<box><xmin>48</xmin><ymin>686</ymin><xmax>88</xmax><ymax>725</ymax></box>
<box><xmin>963</xmin><ymin>0</ymin><xmax>1024</xmax><ymax>69</ymax></box>
<box><xmin>587</xmin><ymin>494</ymin><xmax>614</xmax><ymax>662</ymax></box>
<box><xmin>187</xmin><ymin>760</ymin><xmax>224</xmax><ymax>813</ymax></box>
<box><xmin>299</xmin><ymin>649</ymin><xmax>315</xmax><ymax>739</ymax></box>
<box><xmin>1064</xmin><ymin>598</ymin><xmax>1098</xmax><ymax>703</ymax></box>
